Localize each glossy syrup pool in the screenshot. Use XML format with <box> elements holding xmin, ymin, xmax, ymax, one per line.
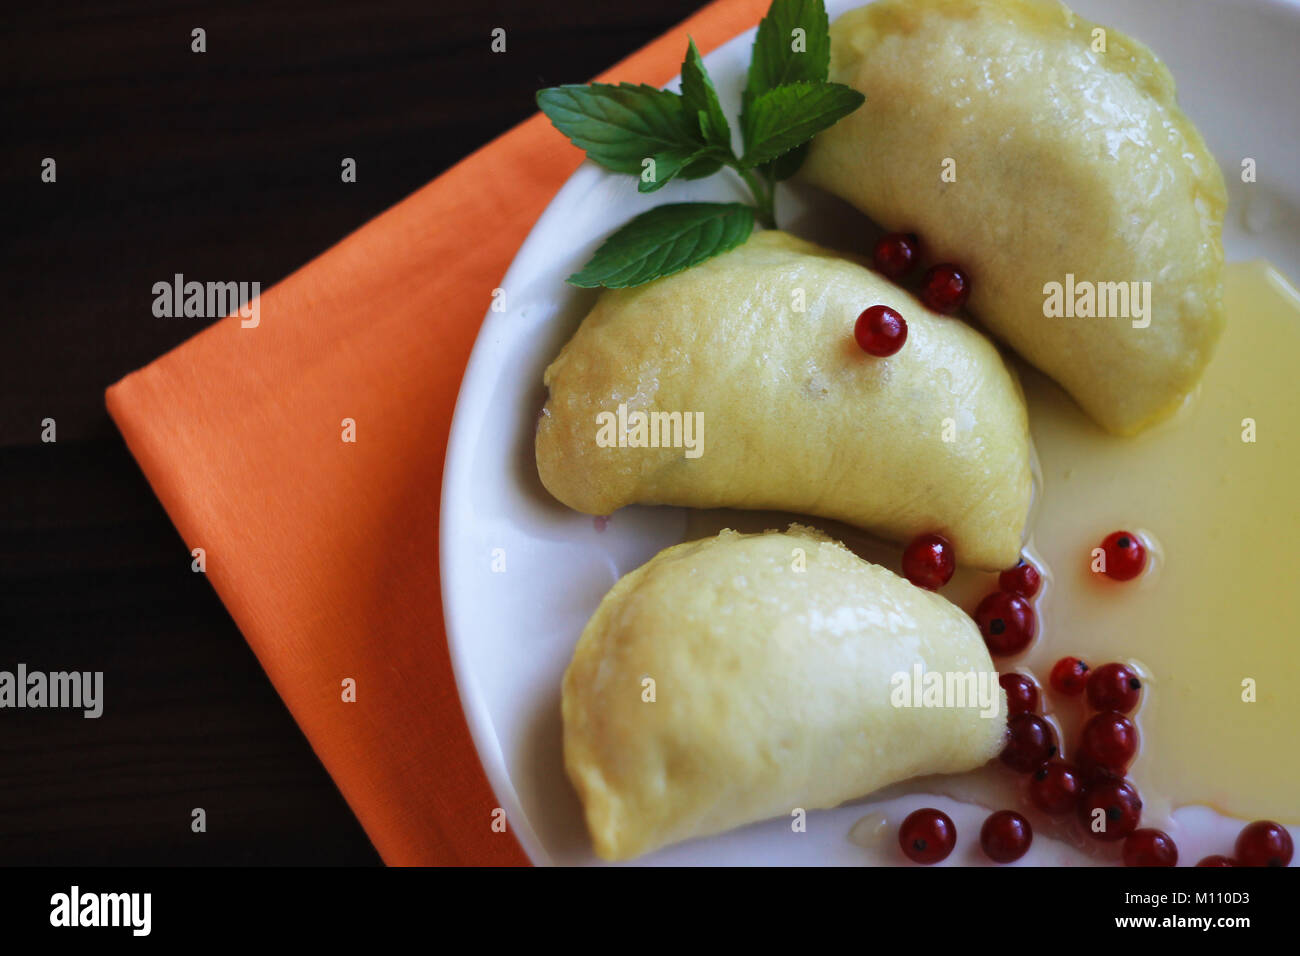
<box><xmin>684</xmin><ymin>260</ymin><xmax>1300</xmax><ymax>862</ymax></box>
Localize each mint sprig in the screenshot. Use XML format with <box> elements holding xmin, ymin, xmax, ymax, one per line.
<box><xmin>536</xmin><ymin>0</ymin><xmax>862</xmax><ymax>289</ymax></box>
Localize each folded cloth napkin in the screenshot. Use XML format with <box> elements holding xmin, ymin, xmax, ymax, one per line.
<box><xmin>106</xmin><ymin>0</ymin><xmax>767</xmax><ymax>865</ymax></box>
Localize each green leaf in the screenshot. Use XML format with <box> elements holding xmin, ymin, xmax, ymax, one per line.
<box><xmin>678</xmin><ymin>113</ymin><xmax>727</xmax><ymax>179</ymax></box>
<box><xmin>742</xmin><ymin>0</ymin><xmax>835</xmax><ymax>182</ymax></box>
<box><xmin>567</xmin><ymin>203</ymin><xmax>755</xmax><ymax>289</ymax></box>
<box><xmin>679</xmin><ymin>155</ymin><xmax>725</xmax><ymax>180</ymax></box>
<box><xmin>637</xmin><ymin>149</ymin><xmax>713</xmax><ymax>193</ymax></box>
<box><xmin>742</xmin><ymin>0</ymin><xmax>831</xmax><ymax>134</ymax></box>
<box><xmin>766</xmin><ymin>142</ymin><xmax>810</xmax><ymax>181</ymax></box>
<box><xmin>740</xmin><ymin>81</ymin><xmax>864</xmax><ymax>168</ymax></box>
<box><xmin>681</xmin><ymin>38</ymin><xmax>731</xmax><ymax>151</ymax></box>
<box><xmin>536</xmin><ymin>83</ymin><xmax>703</xmax><ymax>175</ymax></box>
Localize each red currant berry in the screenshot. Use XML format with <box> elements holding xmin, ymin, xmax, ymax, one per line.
<box><xmin>1078</xmin><ymin>711</ymin><xmax>1139</xmax><ymax>776</ymax></box>
<box><xmin>1029</xmin><ymin>761</ymin><xmax>1083</xmax><ymax>814</ymax></box>
<box><xmin>901</xmin><ymin>532</ymin><xmax>955</xmax><ymax>590</ymax></box>
<box><xmin>855</xmin><ymin>305</ymin><xmax>908</xmax><ymax>357</ymax></box>
<box><xmin>1075</xmin><ymin>759</ymin><xmax>1124</xmax><ymax>787</ymax></box>
<box><xmin>1049</xmin><ymin>656</ymin><xmax>1090</xmax><ymax>696</ymax></box>
<box><xmin>898</xmin><ymin>808</ymin><xmax>957</xmax><ymax>864</ymax></box>
<box><xmin>981</xmin><ymin>810</ymin><xmax>1033</xmax><ymax>863</ymax></box>
<box><xmin>920</xmin><ymin>263</ymin><xmax>971</xmax><ymax>313</ymax></box>
<box><xmin>1000</xmin><ymin>713</ymin><xmax>1058</xmax><ymax>772</ymax></box>
<box><xmin>872</xmin><ymin>232</ymin><xmax>919</xmax><ymax>280</ymax></box>
<box><xmin>1123</xmin><ymin>828</ymin><xmax>1178</xmax><ymax>867</ymax></box>
<box><xmin>1235</xmin><ymin>820</ymin><xmax>1294</xmax><ymax>867</ymax></box>
<box><xmin>998</xmin><ymin>559</ymin><xmax>1041</xmax><ymax>598</ymax></box>
<box><xmin>1086</xmin><ymin>662</ymin><xmax>1142</xmax><ymax>714</ymax></box>
<box><xmin>1196</xmin><ymin>855</ymin><xmax>1236</xmax><ymax>867</ymax></box>
<box><xmin>1098</xmin><ymin>530</ymin><xmax>1147</xmax><ymax>581</ymax></box>
<box><xmin>1078</xmin><ymin>778</ymin><xmax>1143</xmax><ymax>842</ymax></box>
<box><xmin>974</xmin><ymin>591</ymin><xmax>1036</xmax><ymax>656</ymax></box>
<box><xmin>999</xmin><ymin>672</ymin><xmax>1040</xmax><ymax>716</ymax></box>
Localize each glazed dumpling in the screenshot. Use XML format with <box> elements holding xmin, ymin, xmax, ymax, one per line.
<box><xmin>537</xmin><ymin>230</ymin><xmax>1032</xmax><ymax>570</ymax></box>
<box><xmin>563</xmin><ymin>525</ymin><xmax>1007</xmax><ymax>861</ymax></box>
<box><xmin>800</xmin><ymin>0</ymin><xmax>1227</xmax><ymax>435</ymax></box>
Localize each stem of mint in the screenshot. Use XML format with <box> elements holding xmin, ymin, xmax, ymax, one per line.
<box><xmin>536</xmin><ymin>1</ymin><xmax>862</xmax><ymax>288</ymax></box>
<box><xmin>736</xmin><ymin>165</ymin><xmax>776</xmax><ymax>229</ymax></box>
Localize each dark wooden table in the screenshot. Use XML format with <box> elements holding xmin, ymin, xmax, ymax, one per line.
<box><xmin>0</xmin><ymin>0</ymin><xmax>708</xmax><ymax>865</ymax></box>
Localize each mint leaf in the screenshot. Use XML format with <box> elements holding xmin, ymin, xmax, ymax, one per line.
<box><xmin>766</xmin><ymin>143</ymin><xmax>810</xmax><ymax>181</ymax></box>
<box><xmin>678</xmin><ymin>111</ymin><xmax>727</xmax><ymax>179</ymax></box>
<box><xmin>567</xmin><ymin>203</ymin><xmax>755</xmax><ymax>289</ymax></box>
<box><xmin>743</xmin><ymin>0</ymin><xmax>831</xmax><ymax>120</ymax></box>
<box><xmin>681</xmin><ymin>39</ymin><xmax>731</xmax><ymax>151</ymax></box>
<box><xmin>741</xmin><ymin>81</ymin><xmax>864</xmax><ymax>168</ymax></box>
<box><xmin>743</xmin><ymin>0</ymin><xmax>832</xmax><ymax>180</ymax></box>
<box><xmin>679</xmin><ymin>152</ymin><xmax>725</xmax><ymax>180</ymax></box>
<box><xmin>537</xmin><ymin>83</ymin><xmax>703</xmax><ymax>175</ymax></box>
<box><xmin>638</xmin><ymin>149</ymin><xmax>717</xmax><ymax>193</ymax></box>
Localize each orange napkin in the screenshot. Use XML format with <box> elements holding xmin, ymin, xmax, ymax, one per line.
<box><xmin>106</xmin><ymin>0</ymin><xmax>769</xmax><ymax>866</ymax></box>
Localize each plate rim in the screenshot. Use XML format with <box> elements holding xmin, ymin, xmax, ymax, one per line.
<box><xmin>440</xmin><ymin>160</ymin><xmax>611</xmax><ymax>866</ymax></box>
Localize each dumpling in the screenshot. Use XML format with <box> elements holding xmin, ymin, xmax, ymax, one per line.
<box><xmin>562</xmin><ymin>525</ymin><xmax>1007</xmax><ymax>861</ymax></box>
<box><xmin>800</xmin><ymin>0</ymin><xmax>1227</xmax><ymax>435</ymax></box>
<box><xmin>537</xmin><ymin>230</ymin><xmax>1032</xmax><ymax>570</ymax></box>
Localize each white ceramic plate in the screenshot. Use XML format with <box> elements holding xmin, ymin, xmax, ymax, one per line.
<box><xmin>441</xmin><ymin>0</ymin><xmax>1300</xmax><ymax>865</ymax></box>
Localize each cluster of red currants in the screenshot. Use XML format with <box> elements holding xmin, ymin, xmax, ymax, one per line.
<box><xmin>893</xmin><ymin>530</ymin><xmax>1290</xmax><ymax>866</ymax></box>
<box><xmin>1007</xmin><ymin>655</ymin><xmax>1161</xmax><ymax>861</ymax></box>
<box><xmin>854</xmin><ymin>233</ymin><xmax>972</xmax><ymax>358</ymax></box>
<box><xmin>999</xmin><ymin>656</ymin><xmax>1292</xmax><ymax>866</ymax></box>
<box><xmin>900</xmin><ymin>651</ymin><xmax>1293</xmax><ymax>866</ymax></box>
